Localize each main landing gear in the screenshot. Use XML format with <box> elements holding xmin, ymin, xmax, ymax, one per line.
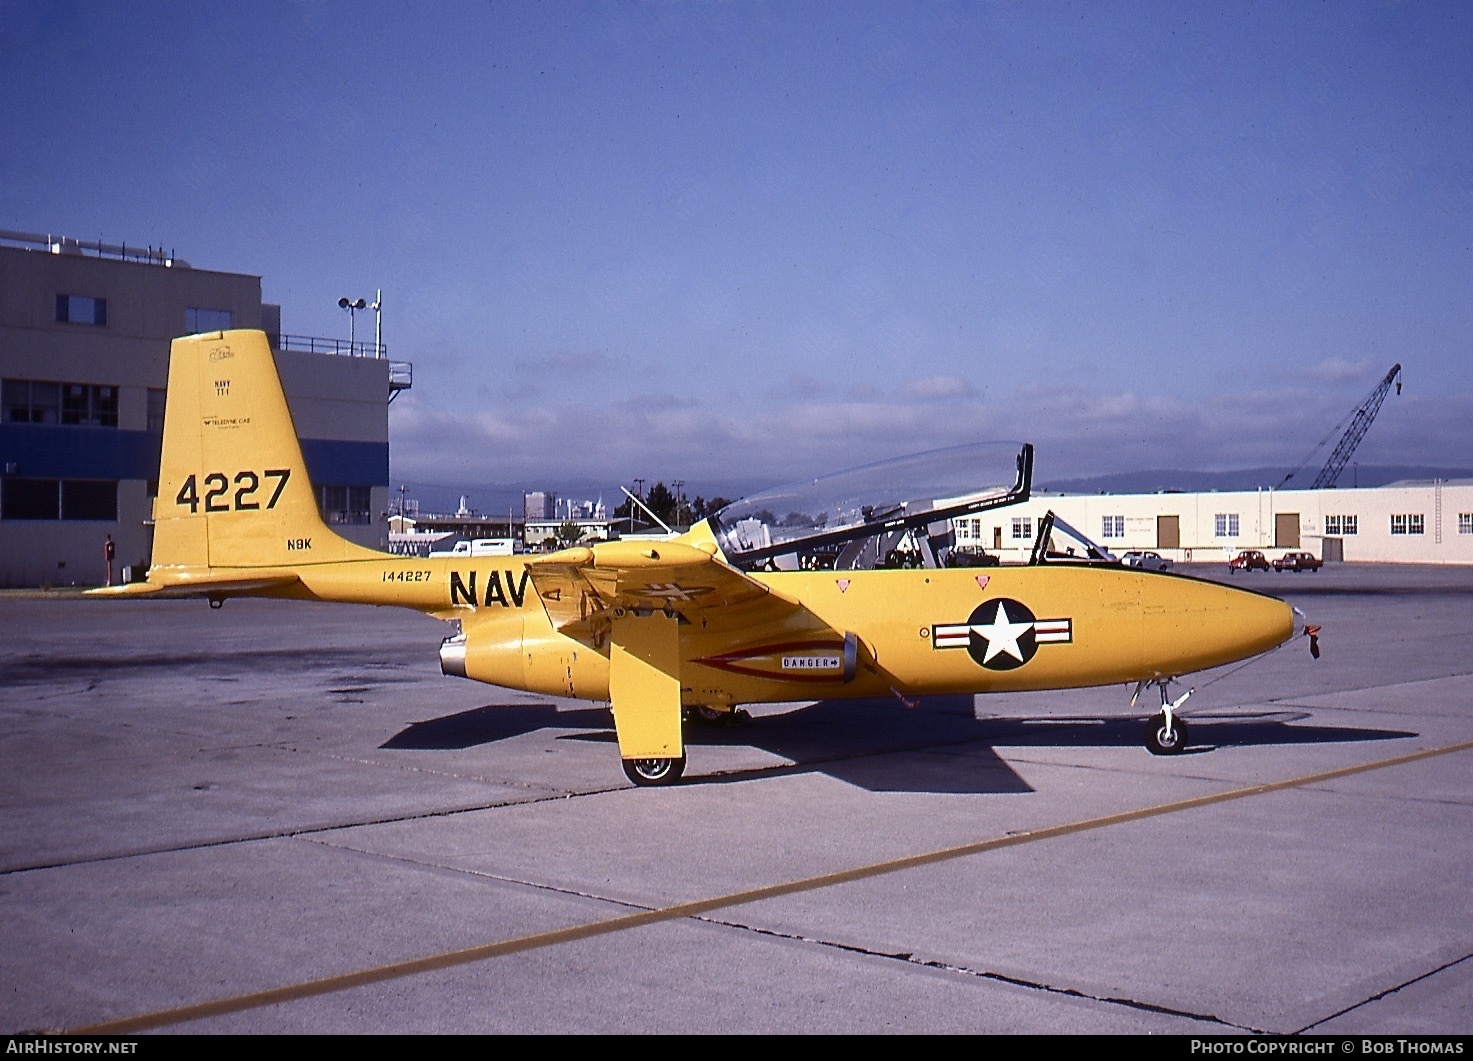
<box><xmin>1137</xmin><ymin>679</ymin><xmax>1193</xmax><ymax>756</ymax></box>
<box><xmin>683</xmin><ymin>705</ymin><xmax>751</xmax><ymax>726</ymax></box>
<box><xmin>620</xmin><ymin>706</ymin><xmax>754</xmax><ymax>785</ymax></box>
<box><xmin>622</xmin><ymin>756</ymin><xmax>686</xmax><ymax>786</ymax></box>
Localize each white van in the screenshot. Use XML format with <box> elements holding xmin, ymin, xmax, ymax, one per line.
<box><xmin>429</xmin><ymin>538</ymin><xmax>524</xmax><ymax>557</ymax></box>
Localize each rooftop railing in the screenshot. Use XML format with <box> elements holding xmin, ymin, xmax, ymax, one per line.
<box><xmin>278</xmin><ymin>333</ymin><xmax>386</xmax><ymax>358</ymax></box>
<box><xmin>275</xmin><ymin>334</ymin><xmax>412</xmax><ymax>400</ymax></box>
<box><xmin>0</xmin><ymin>229</ymin><xmax>188</xmax><ymax>267</ymax></box>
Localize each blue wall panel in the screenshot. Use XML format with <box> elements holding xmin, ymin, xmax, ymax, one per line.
<box><xmin>0</xmin><ymin>425</ymin><xmax>387</xmax><ymax>487</ymax></box>
<box><xmin>299</xmin><ymin>438</ymin><xmax>389</xmax><ymax>487</ymax></box>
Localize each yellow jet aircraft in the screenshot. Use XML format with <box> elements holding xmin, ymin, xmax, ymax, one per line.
<box><xmin>93</xmin><ymin>330</ymin><xmax>1309</xmax><ymax>785</ymax></box>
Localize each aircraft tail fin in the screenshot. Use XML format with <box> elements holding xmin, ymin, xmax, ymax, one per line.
<box><xmin>143</xmin><ymin>329</ymin><xmax>381</xmax><ymax>584</ymax></box>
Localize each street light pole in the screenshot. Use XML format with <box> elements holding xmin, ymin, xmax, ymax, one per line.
<box><xmin>371</xmin><ymin>289</ymin><xmax>382</xmax><ymax>358</ymax></box>
<box><xmin>338</xmin><ymin>296</ymin><xmax>366</xmax><ymax>354</ymax></box>
<box><xmin>630</xmin><ymin>479</ymin><xmax>645</xmax><ymax>534</ymax></box>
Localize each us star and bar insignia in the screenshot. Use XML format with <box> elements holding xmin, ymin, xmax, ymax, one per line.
<box><xmin>932</xmin><ymin>597</ymin><xmax>1073</xmax><ymax>671</ymax></box>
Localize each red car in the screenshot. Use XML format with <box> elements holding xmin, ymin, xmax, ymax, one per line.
<box><xmin>1273</xmin><ymin>551</ymin><xmax>1323</xmax><ymax>572</ymax></box>
<box><xmin>1229</xmin><ymin>550</ymin><xmax>1271</xmax><ymax>572</ymax></box>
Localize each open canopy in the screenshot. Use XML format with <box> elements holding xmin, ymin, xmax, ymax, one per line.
<box><xmin>710</xmin><ymin>441</ymin><xmax>1034</xmax><ymax>568</ymax></box>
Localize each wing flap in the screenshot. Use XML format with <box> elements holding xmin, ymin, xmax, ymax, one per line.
<box><xmin>526</xmin><ymin>539</ymin><xmax>796</xmax><ymax>633</ymax></box>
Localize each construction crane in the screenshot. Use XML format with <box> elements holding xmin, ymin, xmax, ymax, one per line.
<box><xmin>1278</xmin><ymin>363</ymin><xmax>1402</xmax><ymax>489</ymax></box>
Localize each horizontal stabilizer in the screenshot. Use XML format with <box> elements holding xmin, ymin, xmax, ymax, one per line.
<box><xmin>87</xmin><ymin>575</ymin><xmax>301</xmax><ymax>600</ymax></box>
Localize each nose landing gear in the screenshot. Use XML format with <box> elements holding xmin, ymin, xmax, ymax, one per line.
<box><xmin>1135</xmin><ymin>679</ymin><xmax>1194</xmax><ymax>756</ymax></box>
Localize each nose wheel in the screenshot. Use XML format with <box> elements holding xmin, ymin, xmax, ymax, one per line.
<box><xmin>1144</xmin><ymin>712</ymin><xmax>1189</xmax><ymax>755</ymax></box>
<box><xmin>1136</xmin><ymin>679</ymin><xmax>1193</xmax><ymax>756</ymax></box>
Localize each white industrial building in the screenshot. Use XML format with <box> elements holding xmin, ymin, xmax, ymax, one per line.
<box><xmin>956</xmin><ymin>480</ymin><xmax>1473</xmax><ymax>566</ymax></box>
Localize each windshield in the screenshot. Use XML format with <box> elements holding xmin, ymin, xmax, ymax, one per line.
<box><xmin>1027</xmin><ymin>511</ymin><xmax>1119</xmax><ymax>565</ymax></box>
<box><xmin>711</xmin><ymin>441</ymin><xmax>1031</xmax><ymax>568</ymax></box>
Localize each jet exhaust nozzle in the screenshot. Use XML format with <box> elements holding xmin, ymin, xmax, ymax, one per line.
<box><xmin>440</xmin><ymin>633</ymin><xmax>468</xmax><ymax>679</ymax></box>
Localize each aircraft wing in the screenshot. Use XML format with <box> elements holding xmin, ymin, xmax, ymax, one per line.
<box><xmin>526</xmin><ymin>539</ymin><xmax>798</xmax><ymax>635</ymax></box>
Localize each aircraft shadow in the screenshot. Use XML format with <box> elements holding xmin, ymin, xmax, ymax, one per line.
<box><xmin>382</xmin><ymin>702</ymin><xmax>616</xmax><ymax>749</ymax></box>
<box><xmin>964</xmin><ymin>709</ymin><xmax>1415</xmax><ymax>752</ymax></box>
<box><xmin>382</xmin><ymin>697</ymin><xmax>1416</xmax><ymax>795</ymax></box>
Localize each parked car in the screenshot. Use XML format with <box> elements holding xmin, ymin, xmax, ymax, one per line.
<box><xmin>1121</xmin><ymin>550</ymin><xmax>1172</xmax><ymax>571</ymax></box>
<box><xmin>1273</xmin><ymin>551</ymin><xmax>1323</xmax><ymax>572</ymax></box>
<box><xmin>1228</xmin><ymin>550</ymin><xmax>1271</xmax><ymax>572</ymax></box>
<box><xmin>945</xmin><ymin>546</ymin><xmax>1000</xmax><ymax>568</ymax></box>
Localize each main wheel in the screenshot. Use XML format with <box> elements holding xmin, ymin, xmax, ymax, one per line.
<box><xmin>1143</xmin><ymin>713</ymin><xmax>1189</xmax><ymax>755</ymax></box>
<box><xmin>622</xmin><ymin>756</ymin><xmax>686</xmax><ymax>786</ymax></box>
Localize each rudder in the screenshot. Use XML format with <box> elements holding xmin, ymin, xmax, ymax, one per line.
<box><xmin>150</xmin><ymin>329</ymin><xmax>379</xmax><ymax>576</ymax></box>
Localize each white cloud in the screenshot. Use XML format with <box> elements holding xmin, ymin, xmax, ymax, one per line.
<box><xmin>388</xmin><ymin>380</ymin><xmax>1473</xmax><ymax>495</ymax></box>
<box><xmin>512</xmin><ymin>350</ymin><xmax>621</xmax><ymax>373</ymax></box>
<box><xmin>904</xmin><ymin>375</ymin><xmax>977</xmax><ymax>401</ymax></box>
<box><xmin>1304</xmin><ymin>357</ymin><xmax>1377</xmax><ymax>384</ymax></box>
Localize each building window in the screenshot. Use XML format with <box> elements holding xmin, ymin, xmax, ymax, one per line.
<box><xmin>1</xmin><ymin>478</ymin><xmax>117</xmax><ymax>521</ymax></box>
<box><xmin>186</xmin><ymin>307</ymin><xmax>233</xmax><ymax>333</ymax></box>
<box><xmin>56</xmin><ymin>294</ymin><xmax>107</xmax><ymax>326</ymax></box>
<box><xmin>4</xmin><ymin>379</ymin><xmax>60</xmax><ymax>423</ymax></box>
<box><xmin>1011</xmin><ymin>517</ymin><xmax>1032</xmax><ymax>540</ymax></box>
<box><xmin>1</xmin><ymin>477</ymin><xmax>59</xmax><ymax>519</ymax></box>
<box><xmin>1325</xmin><ymin>514</ymin><xmax>1358</xmax><ymax>536</ymax></box>
<box><xmin>5</xmin><ymin>380</ymin><xmax>116</xmax><ymax>427</ymax></box>
<box><xmin>1460</xmin><ymin>513</ymin><xmax>1473</xmax><ymax>535</ymax></box>
<box><xmin>61</xmin><ymin>383</ymin><xmax>117</xmax><ymax>427</ymax></box>
<box><xmin>1100</xmin><ymin>515</ymin><xmax>1124</xmax><ymax>539</ymax></box>
<box><xmin>316</xmin><ymin>484</ymin><xmax>373</xmax><ymax>525</ymax></box>
<box><xmin>1390</xmin><ymin>514</ymin><xmax>1424</xmax><ymax>536</ymax></box>
<box><xmin>62</xmin><ymin>479</ymin><xmax>118</xmax><ymax>520</ymax></box>
<box><xmin>1214</xmin><ymin>513</ymin><xmax>1240</xmax><ymax>538</ymax></box>
<box><xmin>147</xmin><ymin>388</ymin><xmax>167</xmax><ymax>432</ymax></box>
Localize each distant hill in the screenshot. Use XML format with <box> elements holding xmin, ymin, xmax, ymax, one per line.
<box><xmin>1036</xmin><ymin>466</ymin><xmax>1473</xmax><ymax>496</ymax></box>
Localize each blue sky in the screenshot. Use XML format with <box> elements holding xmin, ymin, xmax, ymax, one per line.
<box><xmin>4</xmin><ymin>1</ymin><xmax>1470</xmax><ymax>501</ymax></box>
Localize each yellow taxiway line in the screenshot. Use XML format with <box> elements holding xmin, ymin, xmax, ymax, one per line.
<box><xmin>75</xmin><ymin>738</ymin><xmax>1473</xmax><ymax>1034</ymax></box>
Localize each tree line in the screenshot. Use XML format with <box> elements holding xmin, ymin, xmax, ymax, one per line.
<box><xmin>611</xmin><ymin>482</ymin><xmax>732</xmax><ymax>529</ymax></box>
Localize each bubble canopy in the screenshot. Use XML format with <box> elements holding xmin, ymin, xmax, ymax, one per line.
<box><xmin>709</xmin><ymin>441</ymin><xmax>1033</xmax><ymax>566</ymax></box>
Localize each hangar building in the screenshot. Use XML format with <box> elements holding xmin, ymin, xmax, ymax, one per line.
<box><xmin>0</xmin><ymin>230</ymin><xmax>406</xmax><ymax>587</ymax></box>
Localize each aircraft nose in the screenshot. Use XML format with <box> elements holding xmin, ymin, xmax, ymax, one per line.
<box><xmin>1140</xmin><ymin>577</ymin><xmax>1296</xmax><ymax>678</ymax></box>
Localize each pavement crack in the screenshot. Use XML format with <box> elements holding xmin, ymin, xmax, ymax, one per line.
<box><xmin>1297</xmin><ymin>951</ymin><xmax>1473</xmax><ymax>1033</ymax></box>
<box><xmin>0</xmin><ymin>789</ymin><xmax>610</xmax><ymax>876</ymax></box>
<box><xmin>693</xmin><ymin>914</ymin><xmax>1260</xmax><ymax>1030</ymax></box>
